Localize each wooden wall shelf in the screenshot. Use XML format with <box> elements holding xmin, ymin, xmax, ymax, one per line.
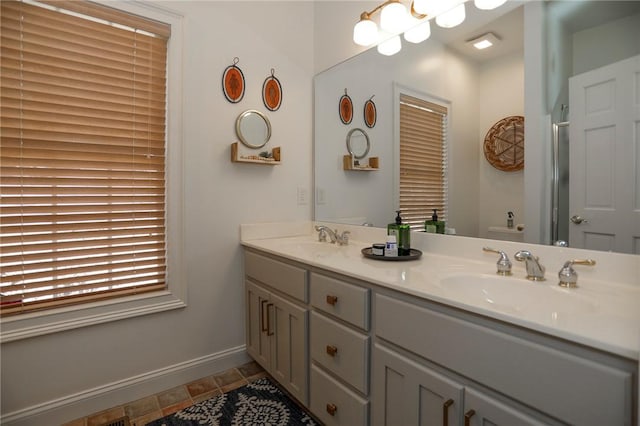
<box><xmin>231</xmin><ymin>142</ymin><xmax>281</xmax><ymax>165</ymax></box>
<box><xmin>343</xmin><ymin>155</ymin><xmax>379</xmax><ymax>171</ymax></box>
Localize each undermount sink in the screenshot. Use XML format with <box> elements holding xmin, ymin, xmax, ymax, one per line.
<box><xmin>275</xmin><ymin>239</ymin><xmax>346</xmax><ymax>258</ymax></box>
<box><xmin>437</xmin><ymin>273</ymin><xmax>598</xmax><ymax>318</ymax></box>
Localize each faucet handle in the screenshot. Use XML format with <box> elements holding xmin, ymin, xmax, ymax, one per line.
<box><xmin>482</xmin><ymin>247</ymin><xmax>512</xmax><ymax>276</ymax></box>
<box><xmin>558</xmin><ymin>259</ymin><xmax>596</xmax><ymax>288</ymax></box>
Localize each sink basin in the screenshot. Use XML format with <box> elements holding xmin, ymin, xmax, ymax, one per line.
<box><xmin>274</xmin><ymin>239</ymin><xmax>346</xmax><ymax>258</ymax></box>
<box><xmin>438</xmin><ymin>273</ymin><xmax>598</xmax><ymax>318</ymax></box>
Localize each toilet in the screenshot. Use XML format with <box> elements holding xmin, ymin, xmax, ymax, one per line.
<box><xmin>487</xmin><ymin>226</ymin><xmax>524</xmax><ymax>242</ymax></box>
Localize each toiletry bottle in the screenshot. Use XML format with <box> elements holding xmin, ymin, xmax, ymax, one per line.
<box><xmin>384</xmin><ymin>234</ymin><xmax>398</xmax><ymax>257</ymax></box>
<box><xmin>388</xmin><ymin>210</ymin><xmax>411</xmax><ymax>255</ymax></box>
<box><xmin>507</xmin><ymin>211</ymin><xmax>514</xmax><ymax>229</ymax></box>
<box><xmin>425</xmin><ymin>209</ymin><xmax>445</xmax><ymax>234</ymax></box>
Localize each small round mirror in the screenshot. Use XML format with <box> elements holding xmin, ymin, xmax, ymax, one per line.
<box><xmin>236</xmin><ymin>110</ymin><xmax>271</xmax><ymax>149</ymax></box>
<box><xmin>346</xmin><ymin>128</ymin><xmax>370</xmax><ymax>159</ymax></box>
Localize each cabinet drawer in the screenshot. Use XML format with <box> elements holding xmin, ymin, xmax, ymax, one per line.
<box><xmin>375</xmin><ymin>294</ymin><xmax>633</xmax><ymax>426</ymax></box>
<box><xmin>245</xmin><ymin>250</ymin><xmax>307</xmax><ymax>302</ymax></box>
<box><xmin>310</xmin><ymin>272</ymin><xmax>370</xmax><ymax>329</ymax></box>
<box><xmin>310</xmin><ymin>365</ymin><xmax>369</xmax><ymax>426</ymax></box>
<box><xmin>310</xmin><ymin>311</ymin><xmax>369</xmax><ymax>394</ymax></box>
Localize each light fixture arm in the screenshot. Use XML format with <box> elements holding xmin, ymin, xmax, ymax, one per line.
<box><xmin>359</xmin><ymin>0</ymin><xmax>427</xmax><ymax>22</ymax></box>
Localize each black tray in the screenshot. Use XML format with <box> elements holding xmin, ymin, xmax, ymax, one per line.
<box><xmin>361</xmin><ymin>247</ymin><xmax>422</xmax><ymax>261</ymax></box>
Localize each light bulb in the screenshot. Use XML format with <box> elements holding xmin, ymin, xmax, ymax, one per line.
<box><xmin>353</xmin><ymin>16</ymin><xmax>378</xmax><ymax>46</ymax></box>
<box><xmin>380</xmin><ymin>1</ymin><xmax>407</xmax><ymax>33</ymax></box>
<box><xmin>435</xmin><ymin>3</ymin><xmax>465</xmax><ymax>28</ymax></box>
<box><xmin>377</xmin><ymin>35</ymin><xmax>402</xmax><ymax>56</ymax></box>
<box><xmin>404</xmin><ymin>19</ymin><xmax>431</xmax><ymax>44</ymax></box>
<box><xmin>474</xmin><ymin>0</ymin><xmax>507</xmax><ymax>10</ymax></box>
<box><xmin>412</xmin><ymin>0</ymin><xmax>443</xmax><ymax>16</ymax></box>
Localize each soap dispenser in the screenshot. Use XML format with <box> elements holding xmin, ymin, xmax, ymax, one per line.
<box><xmin>388</xmin><ymin>210</ymin><xmax>411</xmax><ymax>256</ymax></box>
<box><xmin>507</xmin><ymin>211</ymin><xmax>514</xmax><ymax>229</ymax></box>
<box><xmin>425</xmin><ymin>209</ymin><xmax>445</xmax><ymax>234</ymax></box>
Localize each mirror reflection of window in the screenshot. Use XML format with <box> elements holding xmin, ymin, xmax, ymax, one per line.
<box><xmin>399</xmin><ymin>94</ymin><xmax>448</xmax><ymax>230</ymax></box>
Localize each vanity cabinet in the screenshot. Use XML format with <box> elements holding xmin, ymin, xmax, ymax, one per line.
<box><xmin>244</xmin><ymin>251</ymin><xmax>308</xmax><ymax>404</ymax></box>
<box><xmin>374</xmin><ymin>293</ymin><xmax>635</xmax><ymax>426</ymax></box>
<box><xmin>372</xmin><ymin>344</ymin><xmax>545</xmax><ymax>425</ymax></box>
<box><xmin>308</xmin><ymin>272</ymin><xmax>371</xmax><ymax>425</ymax></box>
<box><xmin>242</xmin><ymin>247</ymin><xmax>637</xmax><ymax>426</ymax></box>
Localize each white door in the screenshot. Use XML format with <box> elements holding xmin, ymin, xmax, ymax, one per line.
<box><xmin>569</xmin><ymin>55</ymin><xmax>640</xmax><ymax>254</ymax></box>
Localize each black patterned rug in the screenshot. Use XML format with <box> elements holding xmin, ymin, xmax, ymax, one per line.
<box><xmin>145</xmin><ymin>377</ymin><xmax>318</xmax><ymax>426</ymax></box>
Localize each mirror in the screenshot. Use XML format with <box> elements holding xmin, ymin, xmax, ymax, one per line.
<box><xmin>236</xmin><ymin>109</ymin><xmax>271</xmax><ymax>149</ymax></box>
<box><xmin>314</xmin><ymin>1</ymin><xmax>640</xmax><ymax>254</ymax></box>
<box><xmin>346</xmin><ymin>128</ymin><xmax>370</xmax><ymax>159</ymax></box>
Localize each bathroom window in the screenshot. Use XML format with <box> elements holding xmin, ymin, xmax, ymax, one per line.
<box><xmin>0</xmin><ymin>0</ymin><xmax>184</xmax><ymax>324</ymax></box>
<box><xmin>398</xmin><ymin>94</ymin><xmax>448</xmax><ymax>230</ymax></box>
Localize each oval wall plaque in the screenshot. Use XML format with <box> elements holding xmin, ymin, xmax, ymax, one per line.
<box><xmin>339</xmin><ymin>89</ymin><xmax>353</xmax><ymax>124</ymax></box>
<box><xmin>222</xmin><ymin>58</ymin><xmax>245</xmax><ymax>103</ymax></box>
<box><xmin>262</xmin><ymin>69</ymin><xmax>282</xmax><ymax>111</ymax></box>
<box><xmin>364</xmin><ymin>97</ymin><xmax>376</xmax><ymax>128</ymax></box>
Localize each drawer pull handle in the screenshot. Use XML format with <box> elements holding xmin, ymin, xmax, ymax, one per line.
<box><xmin>266</xmin><ymin>303</ymin><xmax>274</xmax><ymax>336</ymax></box>
<box><xmin>326</xmin><ymin>295</ymin><xmax>338</xmax><ymax>306</ymax></box>
<box><xmin>260</xmin><ymin>299</ymin><xmax>269</xmax><ymax>333</ymax></box>
<box><xmin>326</xmin><ymin>403</ymin><xmax>337</xmax><ymax>416</ymax></box>
<box><xmin>442</xmin><ymin>399</ymin><xmax>453</xmax><ymax>426</ymax></box>
<box><xmin>464</xmin><ymin>409</ymin><xmax>476</xmax><ymax>426</ymax></box>
<box><xmin>326</xmin><ymin>345</ymin><xmax>338</xmax><ymax>357</ymax></box>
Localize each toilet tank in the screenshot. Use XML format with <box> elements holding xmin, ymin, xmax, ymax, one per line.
<box><xmin>487</xmin><ymin>226</ymin><xmax>524</xmax><ymax>242</ymax></box>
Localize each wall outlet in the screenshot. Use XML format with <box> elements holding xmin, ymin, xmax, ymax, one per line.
<box><xmin>297</xmin><ymin>187</ymin><xmax>308</xmax><ymax>205</ymax></box>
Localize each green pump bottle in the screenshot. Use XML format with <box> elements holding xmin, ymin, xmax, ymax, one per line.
<box><xmin>387</xmin><ymin>210</ymin><xmax>411</xmax><ymax>256</ymax></box>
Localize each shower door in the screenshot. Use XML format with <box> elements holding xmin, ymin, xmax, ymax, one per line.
<box><xmin>568</xmin><ymin>54</ymin><xmax>640</xmax><ymax>254</ymax></box>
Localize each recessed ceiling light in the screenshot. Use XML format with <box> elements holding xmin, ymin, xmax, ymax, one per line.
<box><xmin>467</xmin><ymin>32</ymin><xmax>501</xmax><ymax>50</ymax></box>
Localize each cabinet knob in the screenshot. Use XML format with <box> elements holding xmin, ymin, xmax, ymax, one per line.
<box><xmin>326</xmin><ymin>345</ymin><xmax>338</xmax><ymax>357</ymax></box>
<box><xmin>326</xmin><ymin>403</ymin><xmax>337</xmax><ymax>416</ymax></box>
<box><xmin>442</xmin><ymin>399</ymin><xmax>454</xmax><ymax>426</ymax></box>
<box><xmin>464</xmin><ymin>409</ymin><xmax>476</xmax><ymax>426</ymax></box>
<box><xmin>326</xmin><ymin>294</ymin><xmax>338</xmax><ymax>305</ymax></box>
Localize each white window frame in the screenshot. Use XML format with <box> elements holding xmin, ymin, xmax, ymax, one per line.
<box><xmin>0</xmin><ymin>1</ymin><xmax>185</xmax><ymax>343</ymax></box>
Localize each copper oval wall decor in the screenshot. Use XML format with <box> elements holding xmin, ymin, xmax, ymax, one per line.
<box><xmin>262</xmin><ymin>68</ymin><xmax>282</xmax><ymax>111</ymax></box>
<box><xmin>364</xmin><ymin>96</ymin><xmax>377</xmax><ymax>128</ymax></box>
<box><xmin>339</xmin><ymin>89</ymin><xmax>353</xmax><ymax>124</ymax></box>
<box><xmin>222</xmin><ymin>57</ymin><xmax>245</xmax><ymax>103</ymax></box>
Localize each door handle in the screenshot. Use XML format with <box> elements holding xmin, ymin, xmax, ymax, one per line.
<box><xmin>442</xmin><ymin>399</ymin><xmax>454</xmax><ymax>426</ymax></box>
<box><xmin>260</xmin><ymin>299</ymin><xmax>268</xmax><ymax>333</ymax></box>
<box><xmin>464</xmin><ymin>409</ymin><xmax>476</xmax><ymax>426</ymax></box>
<box><xmin>570</xmin><ymin>215</ymin><xmax>588</xmax><ymax>224</ymax></box>
<box><xmin>266</xmin><ymin>303</ymin><xmax>274</xmax><ymax>336</ymax></box>
<box><xmin>326</xmin><ymin>345</ymin><xmax>338</xmax><ymax>357</ymax></box>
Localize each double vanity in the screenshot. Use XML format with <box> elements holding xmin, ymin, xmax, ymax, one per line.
<box><xmin>241</xmin><ymin>222</ymin><xmax>639</xmax><ymax>425</ymax></box>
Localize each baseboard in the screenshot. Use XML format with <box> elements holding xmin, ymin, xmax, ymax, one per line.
<box><xmin>2</xmin><ymin>345</ymin><xmax>250</xmax><ymax>426</ymax></box>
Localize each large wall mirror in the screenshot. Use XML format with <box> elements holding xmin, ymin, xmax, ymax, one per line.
<box><xmin>313</xmin><ymin>0</ymin><xmax>640</xmax><ymax>254</ymax></box>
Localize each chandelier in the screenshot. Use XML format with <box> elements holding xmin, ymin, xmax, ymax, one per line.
<box><xmin>353</xmin><ymin>0</ymin><xmax>508</xmax><ymax>56</ymax></box>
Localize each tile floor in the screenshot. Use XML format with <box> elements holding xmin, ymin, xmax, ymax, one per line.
<box><xmin>63</xmin><ymin>361</ymin><xmax>267</xmax><ymax>426</ymax></box>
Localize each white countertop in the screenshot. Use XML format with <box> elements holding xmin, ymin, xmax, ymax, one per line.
<box><xmin>240</xmin><ymin>221</ymin><xmax>640</xmax><ymax>360</ymax></box>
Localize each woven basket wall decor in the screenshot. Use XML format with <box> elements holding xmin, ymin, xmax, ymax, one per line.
<box><xmin>483</xmin><ymin>115</ymin><xmax>524</xmax><ymax>172</ymax></box>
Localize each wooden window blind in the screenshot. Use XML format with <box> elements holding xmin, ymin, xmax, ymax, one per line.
<box><xmin>0</xmin><ymin>0</ymin><xmax>170</xmax><ymax>316</ymax></box>
<box><xmin>399</xmin><ymin>94</ymin><xmax>448</xmax><ymax>230</ymax></box>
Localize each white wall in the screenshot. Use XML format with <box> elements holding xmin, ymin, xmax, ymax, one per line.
<box><xmin>478</xmin><ymin>51</ymin><xmax>525</xmax><ymax>238</ymax></box>
<box><xmin>0</xmin><ymin>2</ymin><xmax>314</xmax><ymax>424</ymax></box>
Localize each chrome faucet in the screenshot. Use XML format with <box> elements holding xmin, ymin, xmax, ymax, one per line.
<box><xmin>482</xmin><ymin>247</ymin><xmax>512</xmax><ymax>276</ymax></box>
<box><xmin>514</xmin><ymin>250</ymin><xmax>546</xmax><ymax>281</ymax></box>
<box><xmin>314</xmin><ymin>225</ymin><xmax>350</xmax><ymax>245</ymax></box>
<box><xmin>557</xmin><ymin>259</ymin><xmax>595</xmax><ymax>288</ymax></box>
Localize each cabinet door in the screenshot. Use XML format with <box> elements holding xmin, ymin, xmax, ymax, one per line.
<box><xmin>463</xmin><ymin>388</ymin><xmax>547</xmax><ymax>426</ymax></box>
<box><xmin>245</xmin><ymin>280</ymin><xmax>271</xmax><ymax>369</ymax></box>
<box><xmin>372</xmin><ymin>344</ymin><xmax>463</xmax><ymax>426</ymax></box>
<box><xmin>270</xmin><ymin>292</ymin><xmax>308</xmax><ymax>405</ymax></box>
